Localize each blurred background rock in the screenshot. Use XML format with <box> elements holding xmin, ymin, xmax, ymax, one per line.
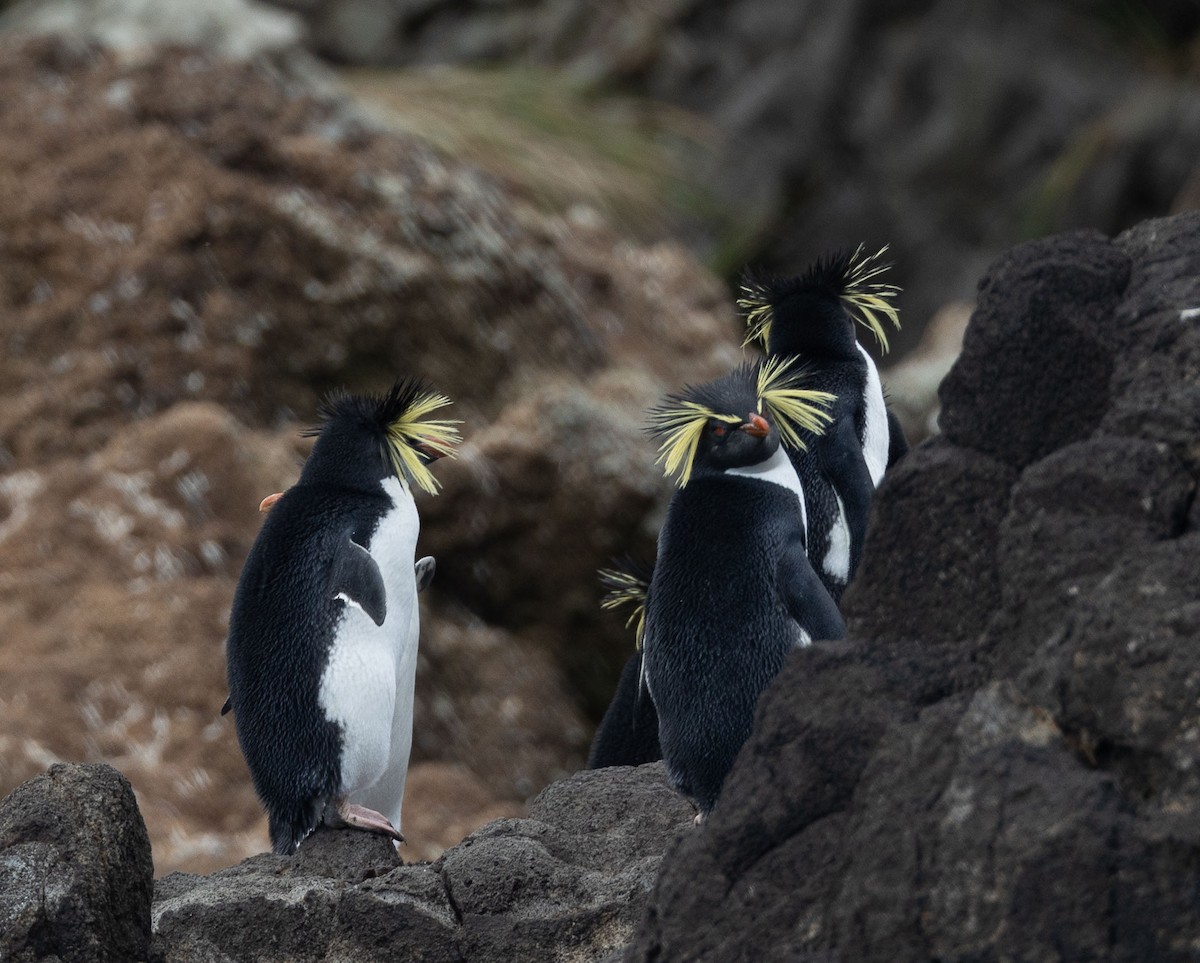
<box><xmin>0</xmin><ymin>0</ymin><xmax>1196</xmax><ymax>874</ymax></box>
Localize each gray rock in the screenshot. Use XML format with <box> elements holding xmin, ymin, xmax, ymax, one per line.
<box><xmin>0</xmin><ymin>763</ymin><xmax>153</xmax><ymax>963</ymax></box>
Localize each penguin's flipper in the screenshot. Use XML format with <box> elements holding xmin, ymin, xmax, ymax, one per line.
<box><xmin>886</xmin><ymin>406</ymin><xmax>909</xmax><ymax>468</ymax></box>
<box><xmin>777</xmin><ymin>536</ymin><xmax>847</xmax><ymax>643</ymax></box>
<box><xmin>330</xmin><ymin>537</ymin><xmax>387</xmax><ymax>627</ymax></box>
<box><xmin>415</xmin><ymin>555</ymin><xmax>436</xmax><ymax>593</ymax></box>
<box><xmin>821</xmin><ymin>416</ymin><xmax>875</xmax><ymax>581</ymax></box>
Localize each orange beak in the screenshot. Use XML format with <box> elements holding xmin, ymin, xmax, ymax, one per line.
<box><xmin>258</xmin><ymin>491</ymin><xmax>284</xmax><ymax>513</ymax></box>
<box><xmin>740</xmin><ymin>413</ymin><xmax>770</xmax><ymax>438</ymax></box>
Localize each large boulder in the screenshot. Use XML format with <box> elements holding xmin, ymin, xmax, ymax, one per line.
<box><xmin>0</xmin><ymin>763</ymin><xmax>153</xmax><ymax>963</ymax></box>
<box><xmin>626</xmin><ymin>213</ymin><xmax>1200</xmax><ymax>961</ymax></box>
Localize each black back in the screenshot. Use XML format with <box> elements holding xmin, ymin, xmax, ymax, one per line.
<box><xmin>586</xmin><ymin>651</ymin><xmax>662</xmax><ymax>769</ymax></box>
<box><xmin>225</xmin><ymin>483</ymin><xmax>390</xmax><ymax>853</ymax></box>
<box><xmin>644</xmin><ymin>474</ymin><xmax>844</xmax><ymax>816</ymax></box>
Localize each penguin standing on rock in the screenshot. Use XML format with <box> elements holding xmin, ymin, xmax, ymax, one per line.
<box><xmin>642</xmin><ymin>360</ymin><xmax>846</xmax><ymax>820</ymax></box>
<box><xmin>739</xmin><ymin>245</ymin><xmax>906</xmax><ymax>598</ymax></box>
<box><xmin>224</xmin><ymin>379</ymin><xmax>460</xmax><ymax>854</ymax></box>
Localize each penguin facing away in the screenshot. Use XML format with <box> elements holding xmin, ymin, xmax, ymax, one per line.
<box><xmin>587</xmin><ymin>562</ymin><xmax>661</xmax><ymax>769</ymax></box>
<box><xmin>642</xmin><ymin>360</ymin><xmax>846</xmax><ymax>820</ymax></box>
<box><xmin>739</xmin><ymin>245</ymin><xmax>906</xmax><ymax>600</ymax></box>
<box><xmin>224</xmin><ymin>379</ymin><xmax>460</xmax><ymax>854</ymax></box>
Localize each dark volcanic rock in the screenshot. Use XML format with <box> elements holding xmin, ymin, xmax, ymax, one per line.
<box><xmin>152</xmin><ymin>762</ymin><xmax>691</xmax><ymax>962</ymax></box>
<box><xmin>626</xmin><ymin>214</ymin><xmax>1200</xmax><ymax>961</ymax></box>
<box><xmin>0</xmin><ymin>763</ymin><xmax>153</xmax><ymax>963</ymax></box>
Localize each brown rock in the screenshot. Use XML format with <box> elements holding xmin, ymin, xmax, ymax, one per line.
<box><xmin>0</xmin><ymin>38</ymin><xmax>737</xmax><ymax>874</ymax></box>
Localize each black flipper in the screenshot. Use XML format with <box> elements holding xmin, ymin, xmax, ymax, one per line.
<box><xmin>330</xmin><ymin>537</ymin><xmax>387</xmax><ymax>627</ymax></box>
<box><xmin>415</xmin><ymin>555</ymin><xmax>436</xmax><ymax>593</ymax></box>
<box><xmin>777</xmin><ymin>535</ymin><xmax>847</xmax><ymax>643</ymax></box>
<box><xmin>886</xmin><ymin>406</ymin><xmax>909</xmax><ymax>469</ymax></box>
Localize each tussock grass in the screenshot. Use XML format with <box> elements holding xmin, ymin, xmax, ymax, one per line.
<box><xmin>339</xmin><ymin>65</ymin><xmax>716</xmax><ymax>240</ymax></box>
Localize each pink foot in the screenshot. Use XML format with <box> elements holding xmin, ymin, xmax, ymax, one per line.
<box><xmin>329</xmin><ymin>799</ymin><xmax>405</xmax><ymax>843</ymax></box>
<box><xmin>693</xmin><ymin>812</ymin><xmax>706</xmax><ymax>827</ymax></box>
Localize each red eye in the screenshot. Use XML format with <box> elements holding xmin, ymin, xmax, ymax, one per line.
<box><xmin>713</xmin><ymin>425</ymin><xmax>727</xmax><ymax>437</ymax></box>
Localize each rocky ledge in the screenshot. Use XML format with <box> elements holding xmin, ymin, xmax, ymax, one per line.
<box><xmin>2</xmin><ymin>216</ymin><xmax>1199</xmax><ymax>962</ymax></box>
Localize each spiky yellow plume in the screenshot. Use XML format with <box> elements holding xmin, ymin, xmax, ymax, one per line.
<box><xmin>383</xmin><ymin>389</ymin><xmax>462</xmax><ymax>496</ymax></box>
<box><xmin>649</xmin><ymin>401</ymin><xmax>741</xmax><ymax>488</ymax></box>
<box><xmin>842</xmin><ymin>243</ymin><xmax>902</xmax><ymax>354</ymax></box>
<box><xmin>649</xmin><ymin>361</ymin><xmax>835</xmax><ymax>487</ymax></box>
<box><xmin>737</xmin><ymin>243</ymin><xmax>902</xmax><ymax>352</ymax></box>
<box><xmin>756</xmin><ymin>357</ymin><xmax>836</xmax><ymax>450</ymax></box>
<box><xmin>737</xmin><ymin>285</ymin><xmax>774</xmax><ymax>348</ymax></box>
<box><xmin>599</xmin><ymin>566</ymin><xmax>650</xmax><ymax>650</ymax></box>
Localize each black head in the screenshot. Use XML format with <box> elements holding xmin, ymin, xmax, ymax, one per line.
<box><xmin>739</xmin><ymin>245</ymin><xmax>901</xmax><ymax>360</ymax></box>
<box><xmin>299</xmin><ymin>378</ymin><xmax>461</xmax><ymax>494</ymax></box>
<box><xmin>648</xmin><ymin>359</ymin><xmax>835</xmax><ymax>486</ymax></box>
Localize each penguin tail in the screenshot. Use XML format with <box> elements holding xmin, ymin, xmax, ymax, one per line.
<box><xmin>268</xmin><ymin>796</ymin><xmax>325</xmax><ymax>855</ymax></box>
<box><xmin>737</xmin><ymin>244</ymin><xmax>901</xmax><ymax>352</ymax></box>
<box><xmin>598</xmin><ymin>559</ymin><xmax>652</xmax><ymax>650</ymax></box>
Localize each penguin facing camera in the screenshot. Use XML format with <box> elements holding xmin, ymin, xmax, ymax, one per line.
<box><xmin>224</xmin><ymin>378</ymin><xmax>460</xmax><ymax>854</ymax></box>
<box><xmin>587</xmin><ymin>562</ymin><xmax>661</xmax><ymax>769</ymax></box>
<box><xmin>642</xmin><ymin>359</ymin><xmax>846</xmax><ymax>822</ymax></box>
<box><xmin>739</xmin><ymin>245</ymin><xmax>907</xmax><ymax>599</ymax></box>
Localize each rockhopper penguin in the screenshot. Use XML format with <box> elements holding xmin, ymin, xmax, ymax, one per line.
<box><xmin>739</xmin><ymin>245</ymin><xmax>906</xmax><ymax>600</ymax></box>
<box><xmin>642</xmin><ymin>359</ymin><xmax>846</xmax><ymax>820</ymax></box>
<box><xmin>587</xmin><ymin>562</ymin><xmax>661</xmax><ymax>769</ymax></box>
<box><xmin>224</xmin><ymin>379</ymin><xmax>460</xmax><ymax>854</ymax></box>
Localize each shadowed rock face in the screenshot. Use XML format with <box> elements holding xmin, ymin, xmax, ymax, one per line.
<box><xmin>626</xmin><ymin>212</ymin><xmax>1200</xmax><ymax>961</ymax></box>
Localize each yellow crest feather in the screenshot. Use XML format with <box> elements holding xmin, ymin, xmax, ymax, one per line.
<box><xmin>599</xmin><ymin>567</ymin><xmax>649</xmax><ymax>650</ymax></box>
<box><xmin>384</xmin><ymin>390</ymin><xmax>462</xmax><ymax>496</ymax></box>
<box><xmin>842</xmin><ymin>243</ymin><xmax>902</xmax><ymax>354</ymax></box>
<box><xmin>650</xmin><ymin>401</ymin><xmax>740</xmax><ymax>487</ymax></box>
<box><xmin>737</xmin><ymin>288</ymin><xmax>774</xmax><ymax>348</ymax></box>
<box><xmin>756</xmin><ymin>357</ymin><xmax>835</xmax><ymax>451</ymax></box>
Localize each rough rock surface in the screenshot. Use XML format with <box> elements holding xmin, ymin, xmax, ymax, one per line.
<box><xmin>626</xmin><ymin>212</ymin><xmax>1200</xmax><ymax>960</ymax></box>
<box><xmin>0</xmin><ymin>763</ymin><xmax>153</xmax><ymax>963</ymax></box>
<box><xmin>150</xmin><ymin>763</ymin><xmax>692</xmax><ymax>961</ymax></box>
<box><xmin>0</xmin><ymin>37</ymin><xmax>736</xmax><ymax>874</ymax></box>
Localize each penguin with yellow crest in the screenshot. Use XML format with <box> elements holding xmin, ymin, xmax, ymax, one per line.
<box><xmin>224</xmin><ymin>378</ymin><xmax>460</xmax><ymax>854</ymax></box>
<box><xmin>739</xmin><ymin>245</ymin><xmax>906</xmax><ymax>599</ymax></box>
<box><xmin>641</xmin><ymin>359</ymin><xmax>846</xmax><ymax>820</ymax></box>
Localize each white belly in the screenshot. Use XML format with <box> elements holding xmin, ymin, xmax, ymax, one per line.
<box><xmin>318</xmin><ymin>476</ymin><xmax>420</xmax><ymax>831</ymax></box>
<box><xmin>857</xmin><ymin>342</ymin><xmax>890</xmax><ymax>487</ymax></box>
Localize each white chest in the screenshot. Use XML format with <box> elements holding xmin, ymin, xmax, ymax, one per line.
<box><xmin>318</xmin><ymin>476</ymin><xmax>421</xmax><ymax>797</ymax></box>
<box><xmin>727</xmin><ymin>446</ymin><xmax>808</xmax><ymax>534</ymax></box>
